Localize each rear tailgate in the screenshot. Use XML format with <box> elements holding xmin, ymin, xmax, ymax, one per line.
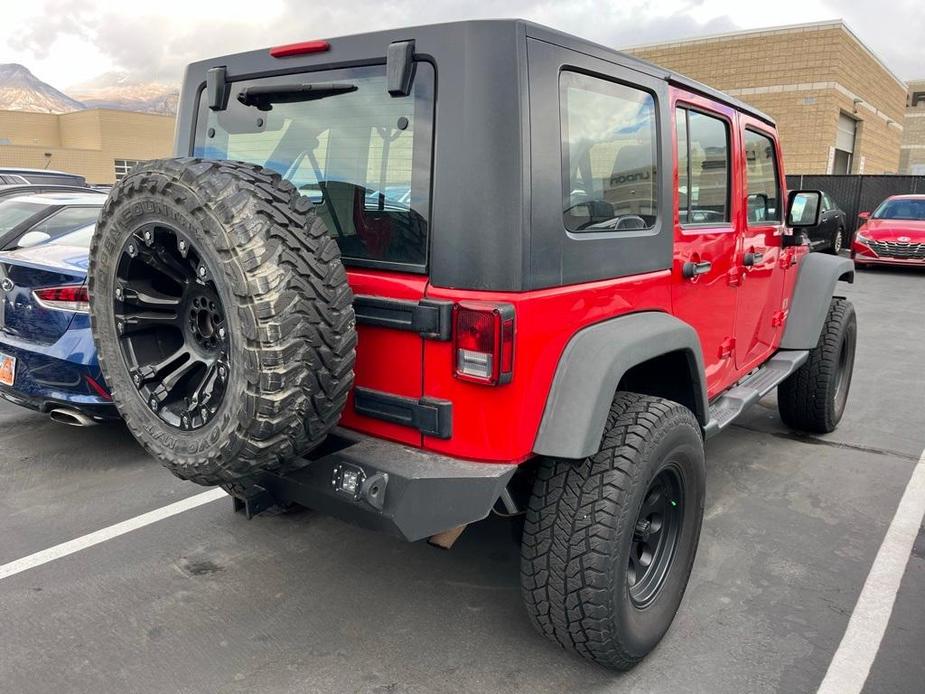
<box><xmin>339</xmin><ymin>269</ymin><xmax>428</xmax><ymax>446</ymax></box>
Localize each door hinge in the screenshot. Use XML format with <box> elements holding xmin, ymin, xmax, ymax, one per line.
<box><xmin>779</xmin><ymin>250</ymin><xmax>797</xmax><ymax>269</ymax></box>
<box><xmin>718</xmin><ymin>337</ymin><xmax>736</xmax><ymax>359</ymax></box>
<box><xmin>771</xmin><ymin>309</ymin><xmax>788</xmax><ymax>328</ymax></box>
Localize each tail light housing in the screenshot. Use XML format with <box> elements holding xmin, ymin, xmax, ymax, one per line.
<box><xmin>453</xmin><ymin>302</ymin><xmax>514</xmax><ymax>385</ymax></box>
<box><xmin>33</xmin><ymin>284</ymin><xmax>90</xmax><ymax>313</ymax></box>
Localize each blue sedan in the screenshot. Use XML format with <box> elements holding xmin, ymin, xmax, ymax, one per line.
<box><xmin>0</xmin><ymin>224</ymin><xmax>116</xmax><ymax>425</ymax></box>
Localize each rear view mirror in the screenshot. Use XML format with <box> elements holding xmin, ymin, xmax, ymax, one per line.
<box><xmin>787</xmin><ymin>190</ymin><xmax>822</xmax><ymax>228</ymax></box>
<box><xmin>858</xmin><ymin>211</ymin><xmax>871</xmax><ymax>221</ymax></box>
<box><xmin>16</xmin><ymin>230</ymin><xmax>51</xmax><ymax>248</ymax></box>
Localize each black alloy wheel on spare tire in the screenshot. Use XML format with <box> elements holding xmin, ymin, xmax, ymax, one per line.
<box><xmin>88</xmin><ymin>158</ymin><xmax>356</xmax><ymax>487</ymax></box>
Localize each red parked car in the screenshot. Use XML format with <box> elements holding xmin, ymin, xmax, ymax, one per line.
<box><xmin>853</xmin><ymin>194</ymin><xmax>925</xmax><ymax>268</ymax></box>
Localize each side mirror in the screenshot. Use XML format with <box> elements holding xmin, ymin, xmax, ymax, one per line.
<box><xmin>857</xmin><ymin>211</ymin><xmax>871</xmax><ymax>221</ymax></box>
<box><xmin>16</xmin><ymin>230</ymin><xmax>51</xmax><ymax>248</ymax></box>
<box><xmin>786</xmin><ymin>190</ymin><xmax>822</xmax><ymax>228</ymax></box>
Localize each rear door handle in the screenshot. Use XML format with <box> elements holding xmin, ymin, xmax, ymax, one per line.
<box><xmin>682</xmin><ymin>261</ymin><xmax>712</xmax><ymax>278</ymax></box>
<box><xmin>743</xmin><ymin>252</ymin><xmax>764</xmax><ymax>267</ymax></box>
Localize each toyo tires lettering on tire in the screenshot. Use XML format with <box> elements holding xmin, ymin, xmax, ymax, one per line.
<box><xmin>778</xmin><ymin>297</ymin><xmax>856</xmax><ymax>433</ymax></box>
<box><xmin>520</xmin><ymin>392</ymin><xmax>706</xmax><ymax>670</ymax></box>
<box><xmin>88</xmin><ymin>158</ymin><xmax>356</xmax><ymax>486</ymax></box>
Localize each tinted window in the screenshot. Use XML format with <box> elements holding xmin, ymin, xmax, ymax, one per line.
<box><xmin>744</xmin><ymin>130</ymin><xmax>781</xmax><ymax>223</ymax></box>
<box><xmin>50</xmin><ymin>223</ymin><xmax>95</xmax><ymax>248</ymax></box>
<box><xmin>0</xmin><ymin>200</ymin><xmax>44</xmax><ymax>233</ymax></box>
<box><xmin>676</xmin><ymin>108</ymin><xmax>730</xmax><ymax>225</ymax></box>
<box><xmin>873</xmin><ymin>198</ymin><xmax>925</xmax><ymax>220</ymax></box>
<box><xmin>560</xmin><ymin>71</ymin><xmax>657</xmax><ymax>232</ymax></box>
<box><xmin>28</xmin><ymin>206</ymin><xmax>102</xmax><ymax>241</ymax></box>
<box><xmin>194</xmin><ymin>63</ymin><xmax>434</xmax><ymax>268</ymax></box>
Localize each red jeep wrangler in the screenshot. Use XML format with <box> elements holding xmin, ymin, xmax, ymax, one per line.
<box><xmin>88</xmin><ymin>20</ymin><xmax>857</xmax><ymax>669</ymax></box>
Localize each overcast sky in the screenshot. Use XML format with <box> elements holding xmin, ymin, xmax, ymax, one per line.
<box><xmin>2</xmin><ymin>0</ymin><xmax>921</xmax><ymax>88</ymax></box>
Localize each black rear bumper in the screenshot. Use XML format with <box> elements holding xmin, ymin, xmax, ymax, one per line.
<box><xmin>231</xmin><ymin>428</ymin><xmax>517</xmax><ymax>542</ymax></box>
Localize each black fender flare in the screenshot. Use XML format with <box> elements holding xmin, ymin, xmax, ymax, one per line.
<box><xmin>780</xmin><ymin>253</ymin><xmax>855</xmax><ymax>350</ymax></box>
<box><xmin>534</xmin><ymin>312</ymin><xmax>708</xmax><ymax>459</ymax></box>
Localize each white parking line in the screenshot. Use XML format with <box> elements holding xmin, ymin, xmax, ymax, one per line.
<box><xmin>817</xmin><ymin>449</ymin><xmax>925</xmax><ymax>694</ymax></box>
<box><xmin>0</xmin><ymin>488</ymin><xmax>226</xmax><ymax>581</ymax></box>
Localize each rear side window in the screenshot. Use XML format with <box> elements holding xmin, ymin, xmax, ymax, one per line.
<box><xmin>744</xmin><ymin>129</ymin><xmax>781</xmax><ymax>223</ymax></box>
<box><xmin>194</xmin><ymin>63</ymin><xmax>435</xmax><ymax>269</ymax></box>
<box><xmin>676</xmin><ymin>107</ymin><xmax>730</xmax><ymax>225</ymax></box>
<box><xmin>29</xmin><ymin>206</ymin><xmax>102</xmax><ymax>242</ymax></box>
<box><xmin>560</xmin><ymin>71</ymin><xmax>658</xmax><ymax>232</ymax></box>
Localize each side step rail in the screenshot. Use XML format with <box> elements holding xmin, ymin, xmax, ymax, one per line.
<box><xmin>704</xmin><ymin>350</ymin><xmax>809</xmax><ymax>438</ymax></box>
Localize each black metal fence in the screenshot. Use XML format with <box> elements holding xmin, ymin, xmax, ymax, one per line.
<box><xmin>785</xmin><ymin>175</ymin><xmax>925</xmax><ymax>234</ymax></box>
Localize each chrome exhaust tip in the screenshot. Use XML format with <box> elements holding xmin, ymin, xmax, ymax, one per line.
<box><xmin>48</xmin><ymin>407</ymin><xmax>98</xmax><ymax>427</ymax></box>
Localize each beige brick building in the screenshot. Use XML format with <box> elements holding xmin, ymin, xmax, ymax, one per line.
<box><xmin>901</xmin><ymin>80</ymin><xmax>925</xmax><ymax>174</ymax></box>
<box><xmin>0</xmin><ymin>109</ymin><xmax>175</xmax><ymax>185</ymax></box>
<box><xmin>625</xmin><ymin>21</ymin><xmax>907</xmax><ymax>175</ymax></box>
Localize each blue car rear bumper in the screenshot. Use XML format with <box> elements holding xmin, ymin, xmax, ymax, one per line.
<box><xmin>0</xmin><ymin>319</ymin><xmax>117</xmax><ymax>420</ymax></box>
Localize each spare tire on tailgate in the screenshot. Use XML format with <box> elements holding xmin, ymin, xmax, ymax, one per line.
<box><xmin>89</xmin><ymin>158</ymin><xmax>356</xmax><ymax>487</ymax></box>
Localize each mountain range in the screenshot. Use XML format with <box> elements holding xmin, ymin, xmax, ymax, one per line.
<box><xmin>0</xmin><ymin>63</ymin><xmax>178</xmax><ymax>115</ymax></box>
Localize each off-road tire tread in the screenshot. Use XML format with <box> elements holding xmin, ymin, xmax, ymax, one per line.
<box><xmin>778</xmin><ymin>297</ymin><xmax>854</xmax><ymax>433</ymax></box>
<box><xmin>89</xmin><ymin>158</ymin><xmax>355</xmax><ymax>486</ymax></box>
<box><xmin>520</xmin><ymin>392</ymin><xmax>701</xmax><ymax>670</ymax></box>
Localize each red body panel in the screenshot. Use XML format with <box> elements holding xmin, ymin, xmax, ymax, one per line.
<box><xmin>733</xmin><ymin>114</ymin><xmax>790</xmax><ymax>373</ymax></box>
<box><xmin>340</xmin><ymin>270</ymin><xmax>427</xmax><ymax>446</ymax></box>
<box><xmin>669</xmin><ymin>89</ymin><xmax>740</xmax><ymax>398</ymax></box>
<box><xmin>422</xmin><ymin>272</ymin><xmax>671</xmax><ymax>462</ymax></box>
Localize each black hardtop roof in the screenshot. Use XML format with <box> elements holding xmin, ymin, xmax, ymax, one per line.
<box><xmin>193</xmin><ymin>18</ymin><xmax>774</xmax><ymax>127</ymax></box>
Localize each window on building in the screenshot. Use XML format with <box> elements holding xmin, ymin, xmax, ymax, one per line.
<box><xmin>676</xmin><ymin>107</ymin><xmax>730</xmax><ymax>225</ymax></box>
<box><xmin>114</xmin><ymin>160</ymin><xmax>141</xmax><ymax>180</ymax></box>
<box><xmin>744</xmin><ymin>129</ymin><xmax>781</xmax><ymax>223</ymax></box>
<box><xmin>560</xmin><ymin>71</ymin><xmax>658</xmax><ymax>232</ymax></box>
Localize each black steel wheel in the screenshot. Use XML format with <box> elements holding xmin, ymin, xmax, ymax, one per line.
<box><xmin>627</xmin><ymin>466</ymin><xmax>684</xmax><ymax>608</ymax></box>
<box><xmin>89</xmin><ymin>158</ymin><xmax>356</xmax><ymax>487</ymax></box>
<box><xmin>521</xmin><ymin>393</ymin><xmax>705</xmax><ymax>670</ymax></box>
<box><xmin>113</xmin><ymin>223</ymin><xmax>230</xmax><ymax>431</ymax></box>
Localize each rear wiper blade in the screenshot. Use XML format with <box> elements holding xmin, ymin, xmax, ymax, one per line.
<box><xmin>236</xmin><ymin>82</ymin><xmax>357</xmax><ymax>111</ymax></box>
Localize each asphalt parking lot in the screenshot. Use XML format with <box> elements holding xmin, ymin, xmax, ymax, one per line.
<box><xmin>1</xmin><ymin>266</ymin><xmax>923</xmax><ymax>694</ymax></box>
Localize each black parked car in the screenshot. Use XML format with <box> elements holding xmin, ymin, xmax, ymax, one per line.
<box><xmin>804</xmin><ymin>192</ymin><xmax>848</xmax><ymax>254</ymax></box>
<box><xmin>0</xmin><ymin>167</ymin><xmax>87</xmax><ymax>187</ymax></box>
<box><xmin>0</xmin><ymin>184</ymin><xmax>105</xmax><ymax>202</ymax></box>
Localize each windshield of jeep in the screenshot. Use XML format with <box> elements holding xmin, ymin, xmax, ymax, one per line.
<box><xmin>193</xmin><ymin>63</ymin><xmax>434</xmax><ymax>268</ymax></box>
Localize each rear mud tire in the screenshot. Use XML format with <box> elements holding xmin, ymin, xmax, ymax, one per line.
<box><xmin>520</xmin><ymin>393</ymin><xmax>705</xmax><ymax>670</ymax></box>
<box><xmin>89</xmin><ymin>158</ymin><xmax>356</xmax><ymax>487</ymax></box>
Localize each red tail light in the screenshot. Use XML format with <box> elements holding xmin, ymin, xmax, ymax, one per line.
<box><xmin>33</xmin><ymin>285</ymin><xmax>90</xmax><ymax>313</ymax></box>
<box><xmin>269</xmin><ymin>40</ymin><xmax>330</xmax><ymax>58</ymax></box>
<box><xmin>453</xmin><ymin>302</ymin><xmax>515</xmax><ymax>385</ymax></box>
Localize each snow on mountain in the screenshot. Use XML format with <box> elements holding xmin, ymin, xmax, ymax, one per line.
<box><xmin>0</xmin><ymin>64</ymin><xmax>178</xmax><ymax>115</ymax></box>
<box><xmin>0</xmin><ymin>64</ymin><xmax>85</xmax><ymax>114</ymax></box>
<box><xmin>67</xmin><ymin>71</ymin><xmax>179</xmax><ymax>115</ymax></box>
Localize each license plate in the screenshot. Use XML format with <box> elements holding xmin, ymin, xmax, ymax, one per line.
<box><xmin>0</xmin><ymin>353</ymin><xmax>15</xmax><ymax>386</ymax></box>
